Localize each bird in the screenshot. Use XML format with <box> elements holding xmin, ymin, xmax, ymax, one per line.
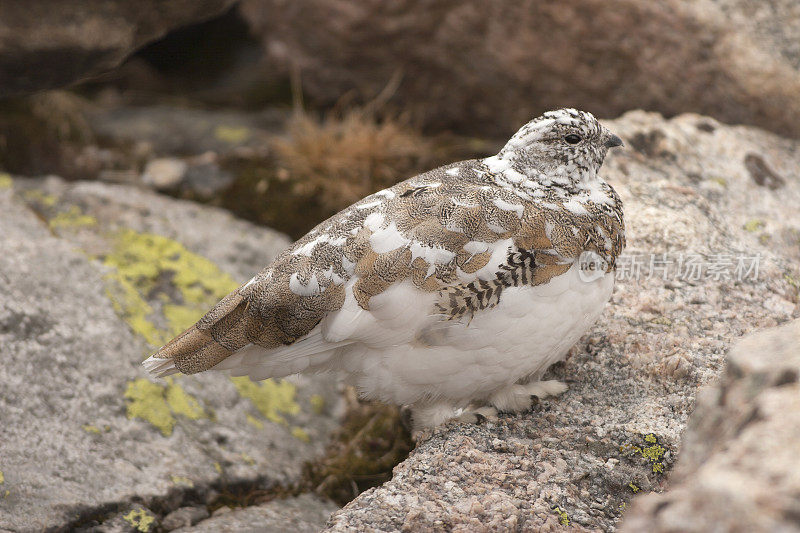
<box><xmin>143</xmin><ymin>108</ymin><xmax>625</xmax><ymax>430</ymax></box>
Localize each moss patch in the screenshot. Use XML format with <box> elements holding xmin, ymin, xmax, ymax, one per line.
<box><xmin>302</xmin><ymin>394</ymin><xmax>413</xmax><ymax>506</ymax></box>
<box><xmin>231</xmin><ymin>377</ymin><xmax>300</xmax><ymax>425</ymax></box>
<box><xmin>124</xmin><ymin>377</ymin><xmax>207</xmax><ymax>436</ymax></box>
<box><xmin>101</xmin><ymin>229</ymin><xmax>239</xmax><ymax>347</ymax></box>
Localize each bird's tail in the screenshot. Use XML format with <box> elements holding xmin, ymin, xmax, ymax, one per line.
<box><xmin>142</xmin><ymin>290</ymin><xmax>252</xmax><ymax>377</ymax></box>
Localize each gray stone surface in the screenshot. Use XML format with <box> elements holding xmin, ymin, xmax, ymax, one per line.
<box><xmin>176</xmin><ymin>494</ymin><xmax>339</xmax><ymax>533</ymax></box>
<box><xmin>242</xmin><ymin>0</ymin><xmax>800</xmax><ymax>138</ymax></box>
<box><xmin>0</xmin><ymin>1</ymin><xmax>237</xmax><ymax>96</ymax></box>
<box><xmin>0</xmin><ymin>177</ymin><xmax>342</xmax><ymax>531</ymax></box>
<box><xmin>324</xmin><ymin>111</ymin><xmax>800</xmax><ymax>531</ymax></box>
<box><xmin>161</xmin><ymin>506</ymin><xmax>210</xmax><ymax>531</ymax></box>
<box><xmin>621</xmin><ymin>318</ymin><xmax>800</xmax><ymax>533</ymax></box>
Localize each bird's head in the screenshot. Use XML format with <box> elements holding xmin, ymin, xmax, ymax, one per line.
<box><xmin>496</xmin><ymin>108</ymin><xmax>623</xmax><ymax>186</ymax></box>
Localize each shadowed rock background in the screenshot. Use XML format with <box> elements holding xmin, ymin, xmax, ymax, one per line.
<box><xmin>0</xmin><ymin>1</ymin><xmax>798</xmax><ymax>532</ymax></box>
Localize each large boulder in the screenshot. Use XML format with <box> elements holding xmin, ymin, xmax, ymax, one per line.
<box><xmin>323</xmin><ymin>111</ymin><xmax>800</xmax><ymax>531</ymax></box>
<box><xmin>241</xmin><ymin>0</ymin><xmax>800</xmax><ymax>139</ymax></box>
<box><xmin>0</xmin><ymin>176</ymin><xmax>342</xmax><ymax>531</ymax></box>
<box><xmin>0</xmin><ymin>0</ymin><xmax>236</xmax><ymax>96</ymax></box>
<box><xmin>620</xmin><ymin>318</ymin><xmax>800</xmax><ymax>533</ymax></box>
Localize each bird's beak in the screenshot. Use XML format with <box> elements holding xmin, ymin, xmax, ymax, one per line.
<box><xmin>604</xmin><ymin>134</ymin><xmax>624</xmax><ymax>149</ymax></box>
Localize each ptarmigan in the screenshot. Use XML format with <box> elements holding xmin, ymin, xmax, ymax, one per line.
<box><xmin>144</xmin><ymin>108</ymin><xmax>625</xmax><ymax>429</ymax></box>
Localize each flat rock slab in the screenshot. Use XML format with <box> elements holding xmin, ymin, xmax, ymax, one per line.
<box><xmin>175</xmin><ymin>494</ymin><xmax>339</xmax><ymax>533</ymax></box>
<box><xmin>0</xmin><ymin>177</ymin><xmax>342</xmax><ymax>531</ymax></box>
<box><xmin>324</xmin><ymin>111</ymin><xmax>800</xmax><ymax>531</ymax></box>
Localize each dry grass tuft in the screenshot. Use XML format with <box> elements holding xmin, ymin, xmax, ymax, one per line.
<box><xmin>271</xmin><ymin>110</ymin><xmax>433</xmax><ymax>212</ymax></box>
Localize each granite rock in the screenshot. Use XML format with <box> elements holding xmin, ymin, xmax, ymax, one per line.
<box><xmin>620</xmin><ymin>319</ymin><xmax>800</xmax><ymax>533</ymax></box>
<box><xmin>0</xmin><ymin>176</ymin><xmax>342</xmax><ymax>531</ymax></box>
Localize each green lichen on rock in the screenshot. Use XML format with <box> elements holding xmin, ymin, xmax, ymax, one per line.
<box><xmin>231</xmin><ymin>377</ymin><xmax>300</xmax><ymax>425</ymax></box>
<box><xmin>82</xmin><ymin>424</ymin><xmax>102</xmax><ymax>434</ymax></box>
<box><xmin>124</xmin><ymin>377</ymin><xmax>207</xmax><ymax>436</ymax></box>
<box><xmin>101</xmin><ymin>229</ymin><xmax>239</xmax><ymax>346</ymax></box>
<box><xmin>0</xmin><ymin>470</ymin><xmax>4</xmax><ymax>484</ymax></box>
<box><xmin>0</xmin><ymin>173</ymin><xmax>12</xmax><ymax>189</ymax></box>
<box><xmin>123</xmin><ymin>508</ymin><xmax>155</xmax><ymax>533</ymax></box>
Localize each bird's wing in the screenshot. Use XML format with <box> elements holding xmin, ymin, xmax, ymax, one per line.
<box><xmin>144</xmin><ymin>160</ymin><xmax>623</xmax><ymax>378</ymax></box>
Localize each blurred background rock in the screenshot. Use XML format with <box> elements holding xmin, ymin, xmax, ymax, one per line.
<box><xmin>1</xmin><ymin>1</ymin><xmax>799</xmax><ymax>531</ymax></box>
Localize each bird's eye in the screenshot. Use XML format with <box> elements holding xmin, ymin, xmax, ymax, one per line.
<box><xmin>564</xmin><ymin>134</ymin><xmax>582</xmax><ymax>145</ymax></box>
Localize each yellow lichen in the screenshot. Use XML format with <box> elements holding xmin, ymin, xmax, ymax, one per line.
<box><xmin>48</xmin><ymin>206</ymin><xmax>96</xmax><ymax>229</ymax></box>
<box><xmin>241</xmin><ymin>453</ymin><xmax>256</xmax><ymax>465</ymax></box>
<box><xmin>309</xmin><ymin>394</ymin><xmax>326</xmax><ymax>414</ymax></box>
<box><xmin>214</xmin><ymin>462</ymin><xmax>223</xmax><ymax>474</ymax></box>
<box><xmin>0</xmin><ymin>470</ymin><xmax>4</xmax><ymax>484</ymax></box>
<box><xmin>123</xmin><ymin>509</ymin><xmax>155</xmax><ymax>533</ymax></box>
<box><xmin>0</xmin><ymin>173</ymin><xmax>12</xmax><ymax>189</ymax></box>
<box><xmin>245</xmin><ymin>414</ymin><xmax>264</xmax><ymax>429</ymax></box>
<box><xmin>291</xmin><ymin>426</ymin><xmax>310</xmax><ymax>442</ymax></box>
<box><xmin>101</xmin><ymin>229</ymin><xmax>238</xmax><ymax>347</ymax></box>
<box><xmin>170</xmin><ymin>475</ymin><xmax>194</xmax><ymax>488</ymax></box>
<box><xmin>124</xmin><ymin>377</ymin><xmax>207</xmax><ymax>436</ymax></box>
<box><xmin>622</xmin><ymin>433</ymin><xmax>668</xmax><ymax>475</ymax></box>
<box><xmin>21</xmin><ymin>189</ymin><xmax>57</xmax><ymax>207</ymax></box>
<box><xmin>215</xmin><ymin>125</ymin><xmax>251</xmax><ymax>144</ymax></box>
<box><xmin>82</xmin><ymin>425</ymin><xmax>102</xmax><ymax>434</ymax></box>
<box><xmin>231</xmin><ymin>377</ymin><xmax>300</xmax><ymax>425</ymax></box>
<box><xmin>743</xmin><ymin>219</ymin><xmax>765</xmax><ymax>233</ymax></box>
<box><xmin>552</xmin><ymin>506</ymin><xmax>570</xmax><ymax>526</ymax></box>
<box><xmin>165</xmin><ymin>380</ymin><xmax>206</xmax><ymax>420</ymax></box>
<box><xmin>125</xmin><ymin>379</ymin><xmax>175</xmax><ymax>436</ymax></box>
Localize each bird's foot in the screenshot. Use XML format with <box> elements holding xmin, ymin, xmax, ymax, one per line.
<box><xmin>454</xmin><ymin>405</ymin><xmax>499</xmax><ymax>425</ymax></box>
<box><xmin>488</xmin><ymin>380</ymin><xmax>568</xmax><ymax>413</ymax></box>
<box><xmin>410</xmin><ymin>403</ymin><xmax>499</xmax><ymax>436</ymax></box>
